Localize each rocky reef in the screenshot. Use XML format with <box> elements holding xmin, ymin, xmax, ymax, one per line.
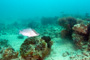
<box><xmin>59</xmin><ymin>17</ymin><xmax>90</xmax><ymax>50</ymax></box>
<box><xmin>59</xmin><ymin>17</ymin><xmax>77</xmax><ymax>39</ymax></box>
<box><xmin>0</xmin><ymin>39</ymin><xmax>19</xmax><ymax>60</ymax></box>
<box><xmin>20</xmin><ymin>36</ymin><xmax>53</xmax><ymax>60</ymax></box>
<box><xmin>0</xmin><ymin>47</ymin><xmax>18</xmax><ymax>60</ymax></box>
<box><xmin>0</xmin><ymin>36</ymin><xmax>52</xmax><ymax>60</ymax></box>
<box><xmin>58</xmin><ymin>17</ymin><xmax>77</xmax><ymax>30</ymax></box>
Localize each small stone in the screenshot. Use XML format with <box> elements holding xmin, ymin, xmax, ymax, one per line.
<box><xmin>69</xmin><ymin>56</ymin><xmax>75</xmax><ymax>60</ymax></box>
<box><xmin>62</xmin><ymin>52</ymin><xmax>69</xmax><ymax>57</ymax></box>
<box><xmin>82</xmin><ymin>45</ymin><xmax>87</xmax><ymax>49</ymax></box>
<box><xmin>82</xmin><ymin>51</ymin><xmax>89</xmax><ymax>56</ymax></box>
<box><xmin>82</xmin><ymin>58</ymin><xmax>85</xmax><ymax>60</ymax></box>
<box><xmin>84</xmin><ymin>57</ymin><xmax>89</xmax><ymax>60</ymax></box>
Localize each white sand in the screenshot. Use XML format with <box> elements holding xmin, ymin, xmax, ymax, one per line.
<box><xmin>45</xmin><ymin>38</ymin><xmax>76</xmax><ymax>60</ymax></box>
<box><xmin>0</xmin><ymin>34</ymin><xmax>27</xmax><ymax>51</ymax></box>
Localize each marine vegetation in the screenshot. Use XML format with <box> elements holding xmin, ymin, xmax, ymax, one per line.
<box><xmin>0</xmin><ymin>39</ymin><xmax>18</xmax><ymax>60</ymax></box>
<box><xmin>58</xmin><ymin>17</ymin><xmax>90</xmax><ymax>50</ymax></box>
<box><xmin>0</xmin><ymin>47</ymin><xmax>18</xmax><ymax>60</ymax></box>
<box><xmin>20</xmin><ymin>36</ymin><xmax>53</xmax><ymax>60</ymax></box>
<box><xmin>59</xmin><ymin>17</ymin><xmax>77</xmax><ymax>39</ymax></box>
<box><xmin>0</xmin><ymin>36</ymin><xmax>53</xmax><ymax>60</ymax></box>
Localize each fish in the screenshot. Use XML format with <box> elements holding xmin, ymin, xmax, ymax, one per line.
<box><xmin>19</xmin><ymin>28</ymin><xmax>39</xmax><ymax>37</ymax></box>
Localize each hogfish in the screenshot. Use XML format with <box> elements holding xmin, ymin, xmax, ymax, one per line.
<box><xmin>19</xmin><ymin>28</ymin><xmax>39</xmax><ymax>37</ymax></box>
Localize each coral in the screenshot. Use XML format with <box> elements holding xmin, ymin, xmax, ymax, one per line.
<box><xmin>60</xmin><ymin>29</ymin><xmax>70</xmax><ymax>38</ymax></box>
<box><xmin>58</xmin><ymin>17</ymin><xmax>77</xmax><ymax>39</ymax></box>
<box><xmin>72</xmin><ymin>23</ymin><xmax>90</xmax><ymax>49</ymax></box>
<box><xmin>1</xmin><ymin>47</ymin><xmax>18</xmax><ymax>60</ymax></box>
<box><xmin>41</xmin><ymin>36</ymin><xmax>51</xmax><ymax>43</ymax></box>
<box><xmin>72</xmin><ymin>24</ymin><xmax>88</xmax><ymax>34</ymax></box>
<box><xmin>58</xmin><ymin>17</ymin><xmax>77</xmax><ymax>30</ymax></box>
<box><xmin>20</xmin><ymin>36</ymin><xmax>52</xmax><ymax>60</ymax></box>
<box><xmin>58</xmin><ymin>17</ymin><xmax>90</xmax><ymax>49</ymax></box>
<box><xmin>58</xmin><ymin>18</ymin><xmax>67</xmax><ymax>28</ymax></box>
<box><xmin>66</xmin><ymin>17</ymin><xmax>77</xmax><ymax>29</ymax></box>
<box><xmin>41</xmin><ymin>36</ymin><xmax>53</xmax><ymax>48</ymax></box>
<box><xmin>72</xmin><ymin>32</ymin><xmax>85</xmax><ymax>48</ymax></box>
<box><xmin>58</xmin><ymin>17</ymin><xmax>90</xmax><ymax>50</ymax></box>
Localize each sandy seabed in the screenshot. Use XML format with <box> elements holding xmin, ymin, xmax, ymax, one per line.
<box><xmin>0</xmin><ymin>34</ymin><xmax>77</xmax><ymax>60</ymax></box>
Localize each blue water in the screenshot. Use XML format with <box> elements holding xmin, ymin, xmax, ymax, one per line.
<box><xmin>0</xmin><ymin>0</ymin><xmax>90</xmax><ymax>21</ymax></box>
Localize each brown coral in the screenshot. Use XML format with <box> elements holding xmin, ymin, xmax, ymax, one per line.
<box><xmin>58</xmin><ymin>17</ymin><xmax>77</xmax><ymax>30</ymax></box>
<box><xmin>1</xmin><ymin>47</ymin><xmax>18</xmax><ymax>60</ymax></box>
<box><xmin>20</xmin><ymin>36</ymin><xmax>52</xmax><ymax>60</ymax></box>
<box><xmin>60</xmin><ymin>30</ymin><xmax>69</xmax><ymax>38</ymax></box>
<box><xmin>72</xmin><ymin>23</ymin><xmax>90</xmax><ymax>49</ymax></box>
<box><xmin>72</xmin><ymin>32</ymin><xmax>85</xmax><ymax>48</ymax></box>
<box><xmin>72</xmin><ymin>24</ymin><xmax>88</xmax><ymax>34</ymax></box>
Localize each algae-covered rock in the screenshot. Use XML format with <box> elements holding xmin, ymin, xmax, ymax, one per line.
<box><xmin>1</xmin><ymin>47</ymin><xmax>18</xmax><ymax>60</ymax></box>
<box><xmin>72</xmin><ymin>24</ymin><xmax>88</xmax><ymax>34</ymax></box>
<box><xmin>20</xmin><ymin>36</ymin><xmax>52</xmax><ymax>60</ymax></box>
<box><xmin>41</xmin><ymin>36</ymin><xmax>53</xmax><ymax>48</ymax></box>
<box><xmin>58</xmin><ymin>17</ymin><xmax>77</xmax><ymax>30</ymax></box>
<box><xmin>72</xmin><ymin>23</ymin><xmax>89</xmax><ymax>49</ymax></box>
<box><xmin>72</xmin><ymin>32</ymin><xmax>85</xmax><ymax>48</ymax></box>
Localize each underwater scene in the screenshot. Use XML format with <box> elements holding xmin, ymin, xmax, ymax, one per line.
<box><xmin>0</xmin><ymin>0</ymin><xmax>90</xmax><ymax>60</ymax></box>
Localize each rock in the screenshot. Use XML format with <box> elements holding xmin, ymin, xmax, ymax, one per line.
<box><xmin>72</xmin><ymin>32</ymin><xmax>84</xmax><ymax>48</ymax></box>
<box><xmin>82</xmin><ymin>51</ymin><xmax>89</xmax><ymax>56</ymax></box>
<box><xmin>72</xmin><ymin>24</ymin><xmax>88</xmax><ymax>34</ymax></box>
<box><xmin>62</xmin><ymin>52</ymin><xmax>69</xmax><ymax>57</ymax></box>
<box><xmin>0</xmin><ymin>47</ymin><xmax>18</xmax><ymax>60</ymax></box>
<box><xmin>20</xmin><ymin>36</ymin><xmax>52</xmax><ymax>60</ymax></box>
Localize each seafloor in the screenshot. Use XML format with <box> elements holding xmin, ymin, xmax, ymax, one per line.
<box><xmin>0</xmin><ymin>16</ymin><xmax>90</xmax><ymax>60</ymax></box>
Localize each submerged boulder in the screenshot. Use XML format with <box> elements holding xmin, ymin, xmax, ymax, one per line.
<box><xmin>58</xmin><ymin>17</ymin><xmax>77</xmax><ymax>30</ymax></box>
<box><xmin>72</xmin><ymin>23</ymin><xmax>90</xmax><ymax>50</ymax></box>
<box><xmin>20</xmin><ymin>36</ymin><xmax>52</xmax><ymax>60</ymax></box>
<box><xmin>0</xmin><ymin>47</ymin><xmax>18</xmax><ymax>60</ymax></box>
<box><xmin>72</xmin><ymin>24</ymin><xmax>88</xmax><ymax>34</ymax></box>
<box><xmin>72</xmin><ymin>32</ymin><xmax>85</xmax><ymax>48</ymax></box>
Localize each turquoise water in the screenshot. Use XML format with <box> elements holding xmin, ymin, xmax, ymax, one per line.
<box><xmin>0</xmin><ymin>0</ymin><xmax>90</xmax><ymax>60</ymax></box>
<box><xmin>0</xmin><ymin>0</ymin><xmax>90</xmax><ymax>21</ymax></box>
